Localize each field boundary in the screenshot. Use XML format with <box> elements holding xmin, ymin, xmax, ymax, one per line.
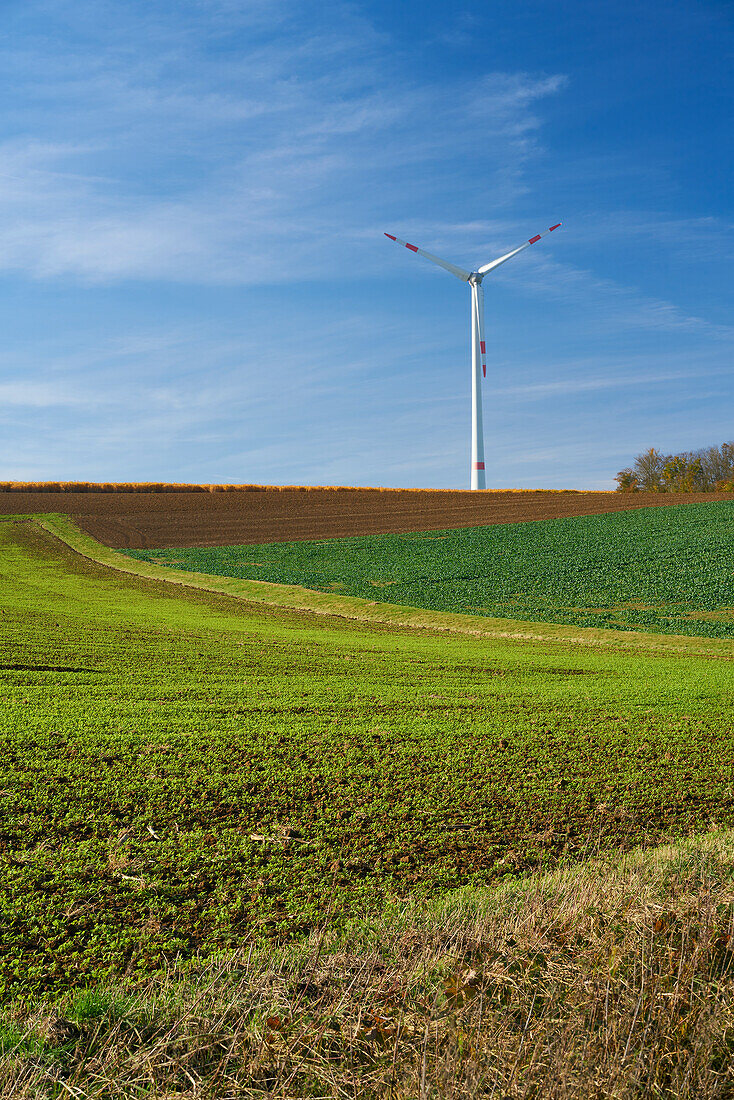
<box><xmin>5</xmin><ymin>512</ymin><xmax>727</xmax><ymax>660</ymax></box>
<box><xmin>0</xmin><ymin>481</ymin><xmax>625</xmax><ymax>493</ymax></box>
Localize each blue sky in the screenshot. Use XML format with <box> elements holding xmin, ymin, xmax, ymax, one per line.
<box><xmin>0</xmin><ymin>0</ymin><xmax>731</xmax><ymax>489</ymax></box>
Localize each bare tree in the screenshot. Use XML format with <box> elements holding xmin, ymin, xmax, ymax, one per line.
<box><xmin>632</xmin><ymin>448</ymin><xmax>668</xmax><ymax>491</ymax></box>
<box><xmin>698</xmin><ymin>442</ymin><xmax>734</xmax><ymax>488</ymax></box>
<box><xmin>617</xmin><ymin>441</ymin><xmax>734</xmax><ymax>492</ymax></box>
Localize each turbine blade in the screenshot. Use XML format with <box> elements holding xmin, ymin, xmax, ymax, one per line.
<box><xmin>473</xmin><ymin>284</ymin><xmax>487</xmax><ymax>379</ymax></box>
<box><xmin>477</xmin><ymin>222</ymin><xmax>562</xmax><ymax>276</ymax></box>
<box><xmin>473</xmin><ymin>283</ymin><xmax>484</xmax><ymax>378</ymax></box>
<box><xmin>384</xmin><ymin>232</ymin><xmax>470</xmax><ymax>282</ymax></box>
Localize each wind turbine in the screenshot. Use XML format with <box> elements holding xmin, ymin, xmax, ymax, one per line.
<box><xmin>384</xmin><ymin>222</ymin><xmax>562</xmax><ymax>490</ymax></box>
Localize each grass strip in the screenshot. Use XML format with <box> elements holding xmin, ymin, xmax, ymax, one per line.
<box><xmin>3</xmin><ymin>832</ymin><xmax>734</xmax><ymax>1098</ymax></box>
<box><xmin>27</xmin><ymin>513</ymin><xmax>734</xmax><ymax>660</ymax></box>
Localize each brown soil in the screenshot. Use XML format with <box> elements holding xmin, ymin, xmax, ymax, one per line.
<box><xmin>1</xmin><ymin>488</ymin><xmax>731</xmax><ymax>549</ymax></box>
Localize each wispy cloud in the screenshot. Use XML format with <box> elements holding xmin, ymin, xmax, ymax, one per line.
<box><xmin>0</xmin><ymin>381</ymin><xmax>90</xmax><ymax>407</ymax></box>
<box><xmin>488</xmin><ymin>251</ymin><xmax>734</xmax><ymax>340</ymax></box>
<box><xmin>494</xmin><ymin>366</ymin><xmax>728</xmax><ymax>399</ymax></box>
<box><xmin>0</xmin><ymin>4</ymin><xmax>566</xmax><ymax>283</ymax></box>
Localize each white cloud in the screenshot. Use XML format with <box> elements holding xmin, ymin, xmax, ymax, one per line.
<box><xmin>489</xmin><ymin>252</ymin><xmax>734</xmax><ymax>340</ymax></box>
<box><xmin>0</xmin><ymin>381</ymin><xmax>91</xmax><ymax>407</ymax></box>
<box><xmin>494</xmin><ymin>368</ymin><xmax>718</xmax><ymax>399</ymax></box>
<box><xmin>0</xmin><ymin>3</ymin><xmax>567</xmax><ymax>284</ymax></box>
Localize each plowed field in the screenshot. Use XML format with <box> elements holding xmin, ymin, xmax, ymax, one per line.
<box><xmin>1</xmin><ymin>488</ymin><xmax>731</xmax><ymax>548</ymax></box>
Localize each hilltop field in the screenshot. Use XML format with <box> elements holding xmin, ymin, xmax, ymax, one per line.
<box><xmin>1</xmin><ymin>499</ymin><xmax>733</xmax><ymax>1096</ymax></box>
<box><xmin>1</xmin><ymin>483</ymin><xmax>731</xmax><ymax>547</ymax></box>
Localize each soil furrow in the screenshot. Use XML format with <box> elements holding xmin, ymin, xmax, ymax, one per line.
<box><xmin>2</xmin><ymin>488</ymin><xmax>730</xmax><ymax>548</ymax></box>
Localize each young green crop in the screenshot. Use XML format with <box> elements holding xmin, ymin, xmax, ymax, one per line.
<box><xmin>1</xmin><ymin>516</ymin><xmax>733</xmax><ymax>1001</ymax></box>
<box><xmin>128</xmin><ymin>502</ymin><xmax>734</xmax><ymax>638</ymax></box>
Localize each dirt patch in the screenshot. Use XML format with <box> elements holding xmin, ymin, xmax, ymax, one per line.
<box><xmin>1</xmin><ymin>488</ymin><xmax>731</xmax><ymax>549</ymax></box>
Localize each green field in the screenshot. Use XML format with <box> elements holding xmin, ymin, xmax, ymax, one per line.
<box><xmin>1</xmin><ymin>514</ymin><xmax>733</xmax><ymax>1002</ymax></box>
<box><xmin>128</xmin><ymin>501</ymin><xmax>734</xmax><ymax>638</ymax></box>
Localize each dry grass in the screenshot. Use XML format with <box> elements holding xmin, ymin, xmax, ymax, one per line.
<box><xmin>4</xmin><ymin>833</ymin><xmax>734</xmax><ymax>1098</ymax></box>
<box><xmin>0</xmin><ymin>482</ymin><xmax>268</xmax><ymax>493</ymax></box>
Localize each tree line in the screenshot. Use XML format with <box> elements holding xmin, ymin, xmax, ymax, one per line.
<box><xmin>616</xmin><ymin>442</ymin><xmax>734</xmax><ymax>492</ymax></box>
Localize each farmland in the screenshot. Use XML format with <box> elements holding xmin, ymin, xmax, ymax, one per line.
<box><xmin>1</xmin><ymin>485</ymin><xmax>732</xmax><ymax>548</ymax></box>
<box><xmin>128</xmin><ymin>501</ymin><xmax>734</xmax><ymax>638</ymax></box>
<box><xmin>1</xmin><ymin>513</ymin><xmax>733</xmax><ymax>1007</ymax></box>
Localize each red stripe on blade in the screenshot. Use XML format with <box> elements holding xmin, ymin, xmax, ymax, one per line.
<box><xmin>384</xmin><ymin>233</ymin><xmax>397</xmax><ymax>240</ymax></box>
<box><xmin>529</xmin><ymin>234</ymin><xmax>541</xmax><ymax>244</ymax></box>
<box><xmin>480</xmin><ymin>341</ymin><xmax>486</xmax><ymax>353</ymax></box>
<box><xmin>405</xmin><ymin>243</ymin><xmax>418</xmax><ymax>251</ymax></box>
<box><xmin>473</xmin><ymin>462</ymin><xmax>485</xmax><ymax>470</ymax></box>
<box><xmin>549</xmin><ymin>223</ymin><xmax>561</xmax><ymax>231</ymax></box>
<box><xmin>483</xmin><ymin>365</ymin><xmax>486</xmax><ymax>377</ymax></box>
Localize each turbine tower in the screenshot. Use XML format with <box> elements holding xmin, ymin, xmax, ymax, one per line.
<box><xmin>384</xmin><ymin>223</ymin><xmax>561</xmax><ymax>490</ymax></box>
